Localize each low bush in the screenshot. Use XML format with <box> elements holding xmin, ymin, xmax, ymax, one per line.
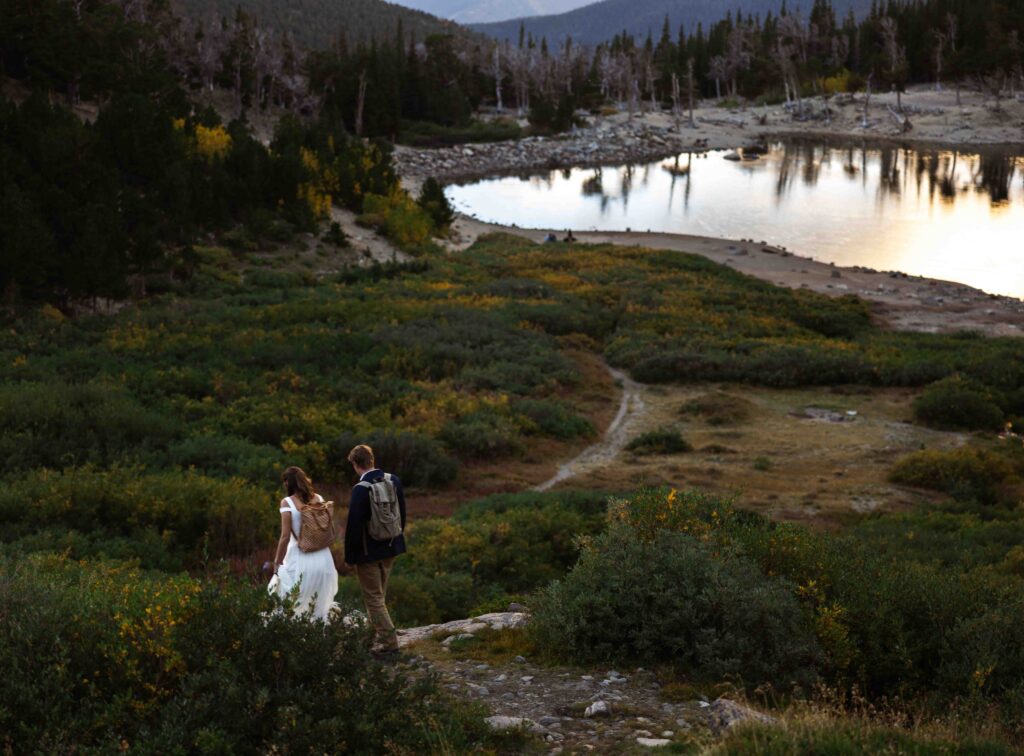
<box><xmin>440</xmin><ymin>409</ymin><xmax>525</xmax><ymax>459</ymax></box>
<box><xmin>913</xmin><ymin>376</ymin><xmax>1005</xmax><ymax>431</ymax></box>
<box><xmin>397</xmin><ymin>118</ymin><xmax>523</xmax><ymax>147</ymax></box>
<box><xmin>889</xmin><ymin>446</ymin><xmax>1019</xmax><ymax>505</ymax></box>
<box><xmin>626</xmin><ymin>427</ymin><xmax>692</xmax><ymax>455</ymax></box>
<box><xmin>0</xmin><ymin>555</ymin><xmax>507</xmax><ymax>753</ymax></box>
<box><xmin>512</xmin><ymin>398</ymin><xmax>595</xmax><ymax>439</ymax></box>
<box><xmin>0</xmin><ymin>467</ymin><xmax>274</xmax><ymax>568</ymax></box>
<box><xmin>167</xmin><ymin>433</ymin><xmax>289</xmax><ymax>482</ymax></box>
<box><xmin>0</xmin><ymin>381</ymin><xmax>182</xmax><ymax>474</ymax></box>
<box><xmin>359</xmin><ymin>189</ymin><xmax>434</xmax><ymax>252</ymax></box>
<box><xmin>329</xmin><ymin>430</ymin><xmax>458</xmax><ymax>489</ymax></box>
<box><xmin>530</xmin><ymin>523</ymin><xmax>823</xmax><ymax>689</ymax></box>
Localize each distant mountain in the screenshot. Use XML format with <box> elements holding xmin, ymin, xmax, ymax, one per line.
<box><xmin>473</xmin><ymin>0</ymin><xmax>876</xmax><ymax>45</ymax></box>
<box><xmin>174</xmin><ymin>0</ymin><xmax>467</xmax><ymax>50</ymax></box>
<box><xmin>394</xmin><ymin>0</ymin><xmax>596</xmax><ymax>24</ymax></box>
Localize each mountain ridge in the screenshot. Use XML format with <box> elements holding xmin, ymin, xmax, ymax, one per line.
<box><xmin>472</xmin><ymin>0</ymin><xmax>876</xmax><ymax>45</ymax></box>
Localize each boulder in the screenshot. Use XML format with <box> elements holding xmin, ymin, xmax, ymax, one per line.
<box><xmin>706</xmin><ymin>698</ymin><xmax>777</xmax><ymax>735</ymax></box>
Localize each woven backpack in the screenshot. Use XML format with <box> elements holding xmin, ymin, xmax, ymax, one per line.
<box><xmin>293</xmin><ymin>497</ymin><xmax>337</xmax><ymax>552</ymax></box>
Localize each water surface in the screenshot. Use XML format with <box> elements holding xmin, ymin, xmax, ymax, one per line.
<box><xmin>447</xmin><ymin>141</ymin><xmax>1024</xmax><ymax>298</ymax></box>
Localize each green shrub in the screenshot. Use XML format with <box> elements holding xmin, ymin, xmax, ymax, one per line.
<box><xmin>889</xmin><ymin>447</ymin><xmax>1017</xmax><ymax>505</ymax></box>
<box><xmin>0</xmin><ymin>381</ymin><xmax>182</xmax><ymax>474</ymax></box>
<box><xmin>626</xmin><ymin>427</ymin><xmax>692</xmax><ymax>455</ymax></box>
<box><xmin>440</xmin><ymin>409</ymin><xmax>525</xmax><ymax>459</ymax></box>
<box><xmin>530</xmin><ymin>523</ymin><xmax>823</xmax><ymax>689</ymax></box>
<box><xmin>398</xmin><ymin>118</ymin><xmax>523</xmax><ymax>147</ymax></box>
<box><xmin>329</xmin><ymin>430</ymin><xmax>457</xmax><ymax>489</ymax></box>
<box><xmin>167</xmin><ymin>433</ymin><xmax>288</xmax><ymax>482</ymax></box>
<box><xmin>0</xmin><ymin>467</ymin><xmax>274</xmax><ymax>567</ymax></box>
<box><xmin>913</xmin><ymin>376</ymin><xmax>1005</xmax><ymax>431</ymax></box>
<box><xmin>360</xmin><ymin>189</ymin><xmax>434</xmax><ymax>252</ymax></box>
<box><xmin>0</xmin><ymin>555</ymin><xmax>506</xmax><ymax>753</ymax></box>
<box><xmin>417</xmin><ymin>177</ymin><xmax>455</xmax><ymax>230</ymax></box>
<box><xmin>512</xmin><ymin>398</ymin><xmax>595</xmax><ymax>439</ymax></box>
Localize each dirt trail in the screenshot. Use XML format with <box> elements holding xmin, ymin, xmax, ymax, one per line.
<box><xmin>535</xmin><ymin>365</ymin><xmax>647</xmax><ymax>492</ymax></box>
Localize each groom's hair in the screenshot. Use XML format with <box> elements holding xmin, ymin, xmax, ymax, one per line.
<box><xmin>347</xmin><ymin>444</ymin><xmax>375</xmax><ymax>470</ymax></box>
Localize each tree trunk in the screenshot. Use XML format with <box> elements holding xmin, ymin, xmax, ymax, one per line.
<box><xmin>355</xmin><ymin>70</ymin><xmax>367</xmax><ymax>137</ymax></box>
<box><xmin>687</xmin><ymin>58</ymin><xmax>696</xmax><ymax>127</ymax></box>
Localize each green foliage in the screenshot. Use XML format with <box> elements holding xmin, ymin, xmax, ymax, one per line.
<box><xmin>512</xmin><ymin>398</ymin><xmax>595</xmax><ymax>439</ymax></box>
<box><xmin>0</xmin><ymin>381</ymin><xmax>182</xmax><ymax>474</ymax></box>
<box><xmin>0</xmin><ymin>467</ymin><xmax>273</xmax><ymax>569</ymax></box>
<box><xmin>0</xmin><ymin>554</ymin><xmax>505</xmax><ymax>753</ymax></box>
<box><xmin>889</xmin><ymin>446</ymin><xmax>1021</xmax><ymax>506</ymax></box>
<box><xmin>417</xmin><ymin>177</ymin><xmax>455</xmax><ymax>231</ymax></box>
<box><xmin>625</xmin><ymin>427</ymin><xmax>692</xmax><ymax>455</ymax></box>
<box><xmin>330</xmin><ymin>430</ymin><xmax>458</xmax><ymax>489</ymax></box>
<box><xmin>536</xmin><ymin>488</ymin><xmax>1024</xmax><ymax>712</ymax></box>
<box><xmin>913</xmin><ymin>376</ymin><xmax>1006</xmax><ymax>431</ymax></box>
<box><xmin>383</xmin><ymin>490</ymin><xmax>610</xmax><ymax>625</ymax></box>
<box><xmin>528</xmin><ymin>91</ymin><xmax>579</xmax><ymax>134</ymax></box>
<box><xmin>530</xmin><ymin>523</ymin><xmax>823</xmax><ymax>688</ymax></box>
<box><xmin>360</xmin><ymin>189</ymin><xmax>435</xmax><ymax>252</ymax></box>
<box><xmin>440</xmin><ymin>408</ymin><xmax>526</xmax><ymax>459</ymax></box>
<box><xmin>398</xmin><ymin>118</ymin><xmax>523</xmax><ymax>147</ymax></box>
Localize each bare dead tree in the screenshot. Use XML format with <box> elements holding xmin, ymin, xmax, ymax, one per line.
<box><xmin>861</xmin><ymin>72</ymin><xmax>873</xmax><ymax>128</ymax></box>
<box><xmin>708</xmin><ymin>55</ymin><xmax>726</xmax><ymax>100</ymax></box>
<box><xmin>879</xmin><ymin>17</ymin><xmax>908</xmax><ymax>112</ymax></box>
<box><xmin>946</xmin><ymin>13</ymin><xmax>961</xmax><ymax>105</ymax></box>
<box><xmin>687</xmin><ymin>57</ymin><xmax>696</xmax><ymax>127</ymax></box>
<box><xmin>354</xmin><ymin>70</ymin><xmax>367</xmax><ymax>136</ymax></box>
<box><xmin>491</xmin><ymin>45</ymin><xmax>504</xmax><ymax>111</ymax></box>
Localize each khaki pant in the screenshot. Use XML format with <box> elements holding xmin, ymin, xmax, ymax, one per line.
<box><xmin>355</xmin><ymin>557</ymin><xmax>398</xmax><ymax>652</ymax></box>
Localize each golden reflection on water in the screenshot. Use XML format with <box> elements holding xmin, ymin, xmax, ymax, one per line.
<box><xmin>447</xmin><ymin>142</ymin><xmax>1024</xmax><ymax>298</ymax></box>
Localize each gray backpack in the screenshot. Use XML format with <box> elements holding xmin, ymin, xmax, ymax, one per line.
<box><xmin>357</xmin><ymin>473</ymin><xmax>403</xmax><ymax>541</ymax></box>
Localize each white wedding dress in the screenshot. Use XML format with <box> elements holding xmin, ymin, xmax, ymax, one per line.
<box><xmin>268</xmin><ymin>495</ymin><xmax>339</xmax><ymax>621</ymax></box>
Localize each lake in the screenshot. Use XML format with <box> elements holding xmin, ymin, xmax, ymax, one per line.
<box><xmin>446</xmin><ymin>140</ymin><xmax>1024</xmax><ymax>298</ymax></box>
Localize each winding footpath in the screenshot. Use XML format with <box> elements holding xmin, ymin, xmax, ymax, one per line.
<box><xmin>535</xmin><ymin>365</ymin><xmax>648</xmax><ymax>492</ymax></box>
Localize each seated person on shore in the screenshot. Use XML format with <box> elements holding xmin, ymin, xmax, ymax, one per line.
<box><xmin>543</xmin><ymin>232</ymin><xmax>557</xmax><ymax>243</ymax></box>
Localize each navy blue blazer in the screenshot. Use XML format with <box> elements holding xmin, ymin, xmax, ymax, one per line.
<box><xmin>344</xmin><ymin>469</ymin><xmax>407</xmax><ymax>565</ymax></box>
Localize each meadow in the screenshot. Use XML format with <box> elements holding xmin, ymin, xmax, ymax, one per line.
<box><xmin>4</xmin><ymin>231</ymin><xmax>1024</xmax><ymax>749</ymax></box>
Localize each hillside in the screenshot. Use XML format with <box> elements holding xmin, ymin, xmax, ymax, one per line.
<box><xmin>174</xmin><ymin>0</ymin><xmax>467</xmax><ymax>49</ymax></box>
<box><xmin>395</xmin><ymin>0</ymin><xmax>594</xmax><ymax>24</ymax></box>
<box><xmin>473</xmin><ymin>0</ymin><xmax>875</xmax><ymax>45</ymax></box>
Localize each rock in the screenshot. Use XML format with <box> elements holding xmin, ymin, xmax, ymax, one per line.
<box><xmin>637</xmin><ymin>738</ymin><xmax>671</xmax><ymax>747</ymax></box>
<box><xmin>706</xmin><ymin>698</ymin><xmax>777</xmax><ymax>735</ymax></box>
<box><xmin>485</xmin><ymin>715</ymin><xmax>546</xmax><ymax>735</ymax></box>
<box><xmin>466</xmin><ymin>683</ymin><xmax>490</xmax><ymax>697</ymax></box>
<box><xmin>513</xmin><ymin>655</ymin><xmax>528</xmax><ymax>664</ymax></box>
<box><xmin>441</xmin><ymin>633</ymin><xmax>475</xmax><ymax>646</ymax></box>
<box><xmin>584</xmin><ymin>701</ymin><xmax>612</xmax><ymax>718</ymax></box>
<box><xmin>831</xmin><ymin>270</ymin><xmax>842</xmax><ymax>278</ymax></box>
<box><xmin>521</xmin><ymin>676</ymin><xmax>535</xmax><ymax>683</ymax></box>
<box><xmin>494</xmin><ymin>673</ymin><xmax>508</xmax><ymax>682</ymax></box>
<box><xmin>539</xmin><ymin>716</ymin><xmax>560</xmax><ymax>726</ymax></box>
<box><xmin>507</xmin><ymin>602</ymin><xmax>529</xmax><ymax>613</ymax></box>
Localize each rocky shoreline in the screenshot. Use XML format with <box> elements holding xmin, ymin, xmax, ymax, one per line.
<box><xmin>394</xmin><ymin>120</ymin><xmax>704</xmax><ymax>184</ymax></box>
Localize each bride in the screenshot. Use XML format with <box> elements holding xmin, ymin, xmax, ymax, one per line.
<box><xmin>268</xmin><ymin>466</ymin><xmax>339</xmax><ymax>621</ymax></box>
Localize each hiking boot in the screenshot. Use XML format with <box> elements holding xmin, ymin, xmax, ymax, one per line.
<box><xmin>370</xmin><ymin>647</ymin><xmax>401</xmax><ymax>662</ymax></box>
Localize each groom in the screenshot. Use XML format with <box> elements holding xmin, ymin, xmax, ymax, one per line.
<box><xmin>344</xmin><ymin>444</ymin><xmax>407</xmax><ymax>658</ymax></box>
